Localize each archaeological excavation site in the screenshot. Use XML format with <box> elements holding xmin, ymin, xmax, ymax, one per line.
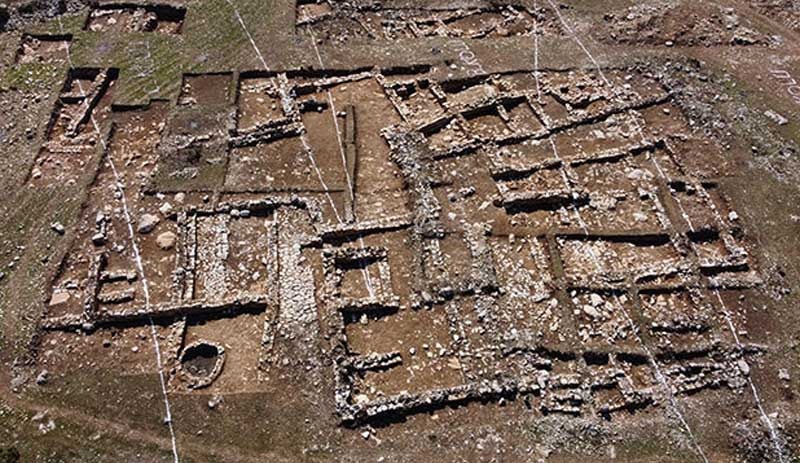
<box><xmin>2</xmin><ymin>0</ymin><xmax>800</xmax><ymax>461</ymax></box>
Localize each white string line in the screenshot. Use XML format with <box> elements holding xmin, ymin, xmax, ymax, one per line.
<box><xmin>226</xmin><ymin>0</ymin><xmax>341</xmax><ymax>220</ymax></box>
<box><xmin>649</xmin><ymin>136</ymin><xmax>788</xmax><ymax>461</ymax></box>
<box><xmin>532</xmin><ymin>0</ymin><xmax>543</xmax><ymax>102</ymax></box>
<box><xmin>626</xmin><ymin>102</ymin><xmax>787</xmax><ymax>461</ymax></box>
<box><xmin>445</xmin><ymin>6</ymin><xmax>701</xmax><ymax>453</ymax></box>
<box><xmin>306</xmin><ymin>28</ymin><xmax>376</xmax><ymax>298</ymax></box>
<box><xmin>671</xmin><ymin>185</ymin><xmax>786</xmax><ymax>463</ymax></box>
<box><xmin>536</xmin><ymin>9</ymin><xmax>708</xmax><ymax>450</ymax></box>
<box><xmin>324</xmin><ymin>90</ymin><xmax>355</xmax><ymax>202</ymax></box>
<box><xmin>549</xmin><ymin>0</ymin><xmax>788</xmax><ymax>452</ymax></box>
<box><xmin>308</xmin><ymin>31</ymin><xmax>354</xmax><ymax>206</ymax></box>
<box><xmin>143</xmin><ymin>40</ymin><xmax>161</xmax><ymax>96</ymax></box>
<box><xmin>626</xmin><ymin>115</ymin><xmax>698</xmax><ymax>232</ymax></box>
<box><xmin>548</xmin><ymin>139</ymin><xmax>710</xmax><ymax>463</ymax></box>
<box><xmin>715</xmin><ymin>291</ymin><xmax>787</xmax><ymax>462</ymax></box>
<box><xmin>226</xmin><ymin>0</ymin><xmax>268</xmax><ymax>70</ymax></box>
<box><xmin>296</xmin><ymin>123</ymin><xmax>345</xmax><ymax>224</ymax></box>
<box><xmin>226</xmin><ymin>0</ymin><xmax>342</xmax><ymax>223</ymax></box>
<box><xmin>225</xmin><ymin>0</ymin><xmax>336</xmax><ymax>217</ymax></box>
<box><xmin>233</xmin><ymin>6</ymin><xmax>783</xmax><ymax>459</ymax></box>
<box><xmin>544</xmin><ymin>0</ymin><xmax>609</xmax><ymax>87</ymax></box>
<box><xmin>225</xmin><ymin>0</ymin><xmax>377</xmax><ymax>297</ymax></box>
<box><xmin>225</xmin><ymin>0</ymin><xmax>341</xmax><ymax>223</ymax></box>
<box><xmin>538</xmin><ymin>6</ymin><xmax>709</xmax><ymax>451</ymax></box>
<box><xmin>57</xmin><ymin>17</ymin><xmax>180</xmax><ymax>463</ymax></box>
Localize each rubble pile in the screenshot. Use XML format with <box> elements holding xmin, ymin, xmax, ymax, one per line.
<box><xmin>296</xmin><ymin>1</ymin><xmax>564</xmax><ymax>44</ymax></box>
<box><xmin>84</xmin><ymin>3</ymin><xmax>186</xmax><ymax>34</ymax></box>
<box><xmin>603</xmin><ymin>2</ymin><xmax>770</xmax><ymax>46</ymax></box>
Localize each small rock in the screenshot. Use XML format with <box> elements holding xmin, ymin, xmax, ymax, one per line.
<box><xmin>583</xmin><ymin>305</ymin><xmax>601</xmax><ymax>319</ymax></box>
<box><xmin>778</xmin><ymin>369</ymin><xmax>790</xmax><ymax>381</ymax></box>
<box><xmin>207</xmin><ymin>395</ymin><xmax>223</xmax><ymax>409</ymax></box>
<box><xmin>131</xmin><ymin>346</ymin><xmax>139</xmax><ymax>353</ymax></box>
<box><xmin>35</xmin><ymin>370</ymin><xmax>48</xmax><ymax>385</ymax></box>
<box><xmin>39</xmin><ymin>418</ymin><xmax>56</xmax><ymax>434</ymax></box>
<box><xmin>159</xmin><ymin>202</ymin><xmax>173</xmax><ymax>216</ymax></box>
<box><xmin>439</xmin><ymin>286</ymin><xmax>454</xmax><ymax>299</ymax></box>
<box><xmin>447</xmin><ymin>358</ymin><xmax>461</xmax><ymax>370</ymax></box>
<box><xmin>589</xmin><ymin>293</ymin><xmax>604</xmax><ymax>307</ymax></box>
<box><xmin>728</xmin><ymin>211</ymin><xmax>739</xmax><ymax>221</ymax></box>
<box><xmin>174</xmin><ymin>192</ymin><xmax>186</xmax><ymax>204</ymax></box>
<box><xmin>10</xmin><ymin>375</ymin><xmax>26</xmax><ymax>391</ymax></box>
<box><xmin>764</xmin><ymin>110</ymin><xmax>789</xmax><ymax>126</ymax></box>
<box><xmin>737</xmin><ymin>359</ymin><xmax>750</xmax><ymax>376</ymax></box>
<box><xmin>137</xmin><ymin>214</ymin><xmax>160</xmax><ymax>234</ymax></box>
<box><xmin>626</xmin><ymin>168</ymin><xmax>646</xmax><ymax>180</ymax></box>
<box><xmin>48</xmin><ymin>291</ymin><xmax>69</xmax><ymax>306</ymax></box>
<box><xmin>156</xmin><ymin>231</ymin><xmax>177</xmax><ymax>250</ymax></box>
<box><xmin>91</xmin><ymin>232</ymin><xmax>106</xmax><ymax>246</ymax></box>
<box><xmin>51</xmin><ymin>222</ymin><xmax>65</xmax><ymax>235</ymax></box>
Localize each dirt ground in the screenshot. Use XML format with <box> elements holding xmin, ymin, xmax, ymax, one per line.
<box><xmin>1</xmin><ymin>0</ymin><xmax>800</xmax><ymax>462</ymax></box>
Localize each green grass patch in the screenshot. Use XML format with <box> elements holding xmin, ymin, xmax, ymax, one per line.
<box><xmin>24</xmin><ymin>11</ymin><xmax>87</xmax><ymax>36</ymax></box>
<box><xmin>0</xmin><ymin>62</ymin><xmax>62</xmax><ymax>92</ymax></box>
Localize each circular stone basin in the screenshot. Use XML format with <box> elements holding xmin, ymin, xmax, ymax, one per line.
<box><xmin>179</xmin><ymin>341</ymin><xmax>225</xmax><ymax>389</ymax></box>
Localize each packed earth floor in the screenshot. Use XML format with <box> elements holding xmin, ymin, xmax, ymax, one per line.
<box><xmin>1</xmin><ymin>1</ymin><xmax>800</xmax><ymax>462</ymax></box>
